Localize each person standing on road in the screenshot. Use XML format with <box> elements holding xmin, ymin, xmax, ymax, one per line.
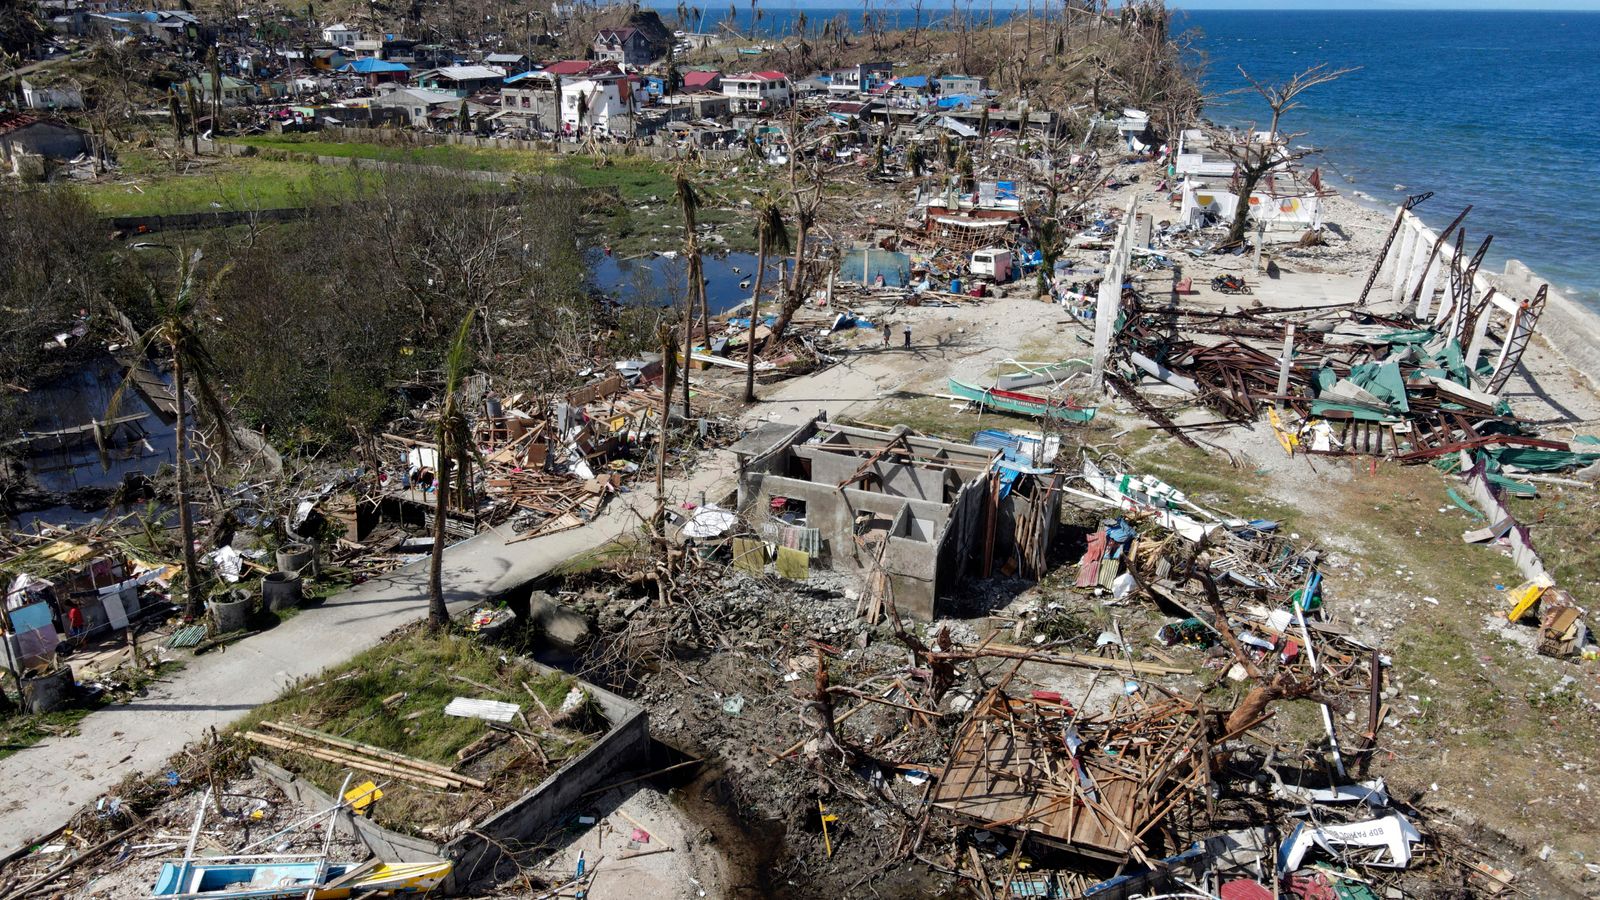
<box><xmin>881</xmin><ymin>324</ymin><xmax>891</xmax><ymax>348</ymax></box>
<box><xmin>903</xmin><ymin>324</ymin><xmax>912</xmax><ymax>348</ymax></box>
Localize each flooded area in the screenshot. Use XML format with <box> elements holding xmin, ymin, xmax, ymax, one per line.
<box><xmin>7</xmin><ymin>353</ymin><xmax>178</xmax><ymax>531</ymax></box>
<box><xmin>590</xmin><ymin>250</ymin><xmax>786</xmax><ymax>315</ymax></box>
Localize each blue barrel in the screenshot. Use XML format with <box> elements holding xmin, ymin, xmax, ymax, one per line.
<box><xmin>950</xmin><ymin>278</ymin><xmax>961</xmax><ymax>293</ymax></box>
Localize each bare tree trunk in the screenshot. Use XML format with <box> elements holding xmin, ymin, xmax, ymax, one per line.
<box><xmin>743</xmin><ymin>236</ymin><xmax>768</xmax><ymax>403</ymax></box>
<box><xmin>428</xmin><ymin>455</ymin><xmax>450</xmax><ymax>629</ymax></box>
<box><xmin>1225</xmin><ymin>167</ymin><xmax>1268</xmax><ymax>246</ymax></box>
<box><xmin>681</xmin><ymin>251</ymin><xmax>699</xmax><ymax>419</ymax></box>
<box><xmin>655</xmin><ymin>324</ymin><xmax>675</xmax><ymax>529</ymax></box>
<box><xmin>763</xmin><ymin>211</ymin><xmax>806</xmax><ymax>352</ymax></box>
<box><xmin>173</xmin><ymin>350</ymin><xmax>205</xmax><ymax>621</ymax></box>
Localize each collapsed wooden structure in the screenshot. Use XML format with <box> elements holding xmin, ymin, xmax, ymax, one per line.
<box><xmin>930</xmin><ymin>688</ymin><xmax>1209</xmax><ymax>864</ymax></box>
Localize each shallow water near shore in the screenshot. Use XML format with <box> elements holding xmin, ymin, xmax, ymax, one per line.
<box><xmin>1187</xmin><ymin>9</ymin><xmax>1600</xmax><ymax>311</ymax></box>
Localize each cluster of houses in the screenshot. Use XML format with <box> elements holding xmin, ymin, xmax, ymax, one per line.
<box><xmin>8</xmin><ymin>4</ymin><xmax>1045</xmax><ymax>170</ymax></box>
<box><xmin>235</xmin><ymin>17</ymin><xmax>1005</xmax><ymax>143</ymax></box>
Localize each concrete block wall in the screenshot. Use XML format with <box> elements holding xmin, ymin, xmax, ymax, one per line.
<box><xmin>443</xmin><ymin>671</ymin><xmax>648</xmax><ymax>892</ymax></box>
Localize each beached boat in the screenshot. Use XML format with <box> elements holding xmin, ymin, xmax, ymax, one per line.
<box><xmin>948</xmin><ymin>378</ymin><xmax>1098</xmax><ymax>424</ymax></box>
<box><xmin>152</xmin><ymin>859</ymin><xmax>451</xmax><ymax>899</ymax></box>
<box><xmin>993</xmin><ymin>359</ymin><xmax>1090</xmax><ymax>392</ymax></box>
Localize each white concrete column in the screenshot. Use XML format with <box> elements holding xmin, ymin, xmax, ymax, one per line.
<box><xmin>1390</xmin><ymin>217</ymin><xmax>1418</xmax><ymax>306</ymax></box>
<box><xmin>1415</xmin><ymin>253</ymin><xmax>1445</xmax><ymax>320</ymax></box>
<box><xmin>1376</xmin><ymin>206</ymin><xmax>1405</xmax><ymax>288</ymax></box>
<box><xmin>1465</xmin><ymin>289</ymin><xmax>1496</xmax><ymax>371</ymax></box>
<box><xmin>1402</xmin><ymin>224</ymin><xmax>1435</xmax><ymax>307</ymax></box>
<box><xmin>1090</xmin><ymin>197</ymin><xmax>1137</xmax><ymax>393</ymax></box>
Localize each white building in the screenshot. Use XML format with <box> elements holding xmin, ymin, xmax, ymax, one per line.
<box><xmin>20</xmin><ymin>79</ymin><xmax>84</xmax><ymax>110</ymax></box>
<box><xmin>561</xmin><ymin>75</ymin><xmax>638</xmax><ymax>135</ymax></box>
<box><xmin>320</xmin><ymin>22</ymin><xmax>360</xmax><ymax>47</ymax></box>
<box><xmin>721</xmin><ymin>71</ymin><xmax>790</xmax><ymax>114</ymax></box>
<box><xmin>369</xmin><ymin>85</ymin><xmax>461</xmax><ymax>128</ymax></box>
<box><xmin>1178</xmin><ymin>179</ymin><xmax>1323</xmax><ymax>231</ymax></box>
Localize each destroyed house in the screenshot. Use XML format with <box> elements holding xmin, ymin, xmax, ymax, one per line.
<box><xmin>0</xmin><ymin>113</ymin><xmax>89</xmax><ymax>166</ymax></box>
<box><xmin>414</xmin><ymin>65</ymin><xmax>506</xmax><ymax>97</ymax></box>
<box><xmin>592</xmin><ymin>25</ymin><xmax>666</xmax><ymax>66</ymax></box>
<box><xmin>3</xmin><ymin>541</ymin><xmax>164</xmax><ymax>673</ymax></box>
<box><xmin>734</xmin><ymin>420</ymin><xmax>1060</xmax><ymax>620</ymax></box>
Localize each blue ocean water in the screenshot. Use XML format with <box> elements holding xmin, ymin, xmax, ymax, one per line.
<box><xmin>1183</xmin><ymin>9</ymin><xmax>1600</xmax><ymax>309</ymax></box>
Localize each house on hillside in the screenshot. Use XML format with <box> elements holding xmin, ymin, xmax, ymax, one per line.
<box><xmin>829</xmin><ymin>62</ymin><xmax>892</xmax><ymax>96</ymax></box>
<box><xmin>0</xmin><ymin>114</ymin><xmax>90</xmax><ymax>170</ymax></box>
<box><xmin>792</xmin><ymin>74</ymin><xmax>831</xmax><ymax>98</ymax></box>
<box><xmin>415</xmin><ymin>65</ymin><xmax>507</xmax><ymax>97</ymax></box>
<box><xmin>722</xmin><ymin>71</ymin><xmax>789</xmax><ymax>114</ymax></box>
<box><xmin>540</xmin><ymin>59</ymin><xmax>603</xmax><ymax>79</ymax></box>
<box><xmin>885</xmin><ymin>75</ymin><xmax>932</xmax><ymax>100</ymax></box>
<box><xmin>370</xmin><ymin>85</ymin><xmax>461</xmax><ymax>128</ymax></box>
<box><xmin>20</xmin><ymin>79</ymin><xmax>84</xmax><ymax>111</ymax></box>
<box><xmin>179</xmin><ymin>73</ymin><xmax>258</xmax><ymax>105</ymax></box>
<box><xmin>485</xmin><ymin>52</ymin><xmax>530</xmax><ymax>71</ymax></box>
<box><xmin>87</xmin><ymin>9</ymin><xmax>199</xmax><ymax>43</ymax></box>
<box><xmin>659</xmin><ymin>91</ymin><xmax>728</xmax><ymax>121</ymax></box>
<box><xmin>500</xmin><ymin>71</ymin><xmax>560</xmax><ymax>132</ymax></box>
<box><xmin>592</xmin><ymin>26</ymin><xmax>666</xmax><ymax>66</ymax></box>
<box><xmin>338</xmin><ymin>58</ymin><xmax>410</xmax><ymax>89</ymax></box>
<box><xmin>936</xmin><ymin>74</ymin><xmax>986</xmax><ymax>95</ymax></box>
<box><xmin>681</xmin><ymin>70</ymin><xmax>721</xmax><ymax>93</ymax></box>
<box><xmin>320</xmin><ymin>23</ymin><xmax>360</xmax><ymax>46</ymax></box>
<box><xmin>561</xmin><ymin>72</ymin><xmax>639</xmax><ymax>135</ymax></box>
<box><xmin>308</xmin><ymin>48</ymin><xmax>348</xmax><ymax>72</ymax></box>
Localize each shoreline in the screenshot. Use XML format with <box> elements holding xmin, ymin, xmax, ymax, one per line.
<box><xmin>1319</xmin><ymin>185</ymin><xmax>1600</xmax><ymax>398</ymax></box>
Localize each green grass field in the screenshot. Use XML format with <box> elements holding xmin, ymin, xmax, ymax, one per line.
<box><xmin>235</xmin><ymin>628</ymin><xmax>595</xmax><ymax>835</ymax></box>
<box><xmin>80</xmin><ymin>152</ymin><xmax>373</xmax><ymax>217</ymax></box>
<box><xmin>225</xmin><ymin>135</ymin><xmax>542</xmax><ymax>173</ymax></box>
<box><xmin>81</xmin><ymin>137</ymin><xmax>771</xmax><ymax>253</ymax></box>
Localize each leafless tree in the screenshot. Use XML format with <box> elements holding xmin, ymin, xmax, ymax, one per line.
<box><xmin>1211</xmin><ymin>63</ymin><xmax>1355</xmax><ymax>246</ymax></box>
<box><xmin>763</xmin><ymin>109</ymin><xmax>828</xmax><ymax>351</ymax></box>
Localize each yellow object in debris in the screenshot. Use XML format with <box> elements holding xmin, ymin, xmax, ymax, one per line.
<box><xmin>1267</xmin><ymin>407</ymin><xmax>1298</xmax><ymax>456</ymax></box>
<box><xmin>732</xmin><ymin>537</ymin><xmax>767</xmax><ymax>576</ymax></box>
<box><xmin>775</xmin><ymin>546</ymin><xmax>810</xmax><ymax>580</ymax></box>
<box><xmin>345</xmin><ymin>781</ymin><xmax>383</xmax><ymax>816</ymax></box>
<box><xmin>818</xmin><ymin>801</ymin><xmax>839</xmax><ymax>859</ymax></box>
<box><xmin>1506</xmin><ymin>578</ymin><xmax>1552</xmax><ymax>623</ymax></box>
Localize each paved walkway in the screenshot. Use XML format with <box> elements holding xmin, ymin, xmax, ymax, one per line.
<box><xmin>0</xmin><ymin>299</ymin><xmax>999</xmax><ymax>855</ymax></box>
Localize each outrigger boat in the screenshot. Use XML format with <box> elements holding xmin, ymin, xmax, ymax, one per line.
<box><xmin>948</xmin><ymin>378</ymin><xmax>1098</xmax><ymax>424</ymax></box>
<box><xmin>151</xmin><ymin>859</ymin><xmax>451</xmax><ymax>899</ymax></box>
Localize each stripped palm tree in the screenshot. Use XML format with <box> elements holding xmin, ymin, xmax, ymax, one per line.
<box><xmin>744</xmin><ymin>195</ymin><xmax>789</xmax><ymax>403</ymax></box>
<box><xmin>105</xmin><ymin>248</ymin><xmax>233</xmax><ymax>622</ymax></box>
<box><xmin>673</xmin><ymin>167</ymin><xmax>705</xmax><ymax>418</ymax></box>
<box><xmin>428</xmin><ymin>310</ymin><xmax>478</xmax><ymax>631</ymax></box>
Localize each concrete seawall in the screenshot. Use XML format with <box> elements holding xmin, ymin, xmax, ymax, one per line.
<box><xmin>1487</xmin><ymin>260</ymin><xmax>1600</xmax><ymax>394</ymax></box>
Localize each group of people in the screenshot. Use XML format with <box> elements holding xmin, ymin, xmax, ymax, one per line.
<box><xmin>880</xmin><ymin>323</ymin><xmax>912</xmax><ymax>348</ymax></box>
